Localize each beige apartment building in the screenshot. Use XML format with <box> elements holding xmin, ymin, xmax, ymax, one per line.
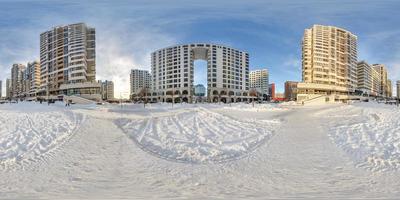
<box><xmin>297</xmin><ymin>25</ymin><xmax>358</xmax><ymax>102</ymax></box>
<box><xmin>40</xmin><ymin>23</ymin><xmax>100</xmax><ymax>100</ymax></box>
<box><xmin>373</xmin><ymin>64</ymin><xmax>391</xmax><ymax>97</ymax></box>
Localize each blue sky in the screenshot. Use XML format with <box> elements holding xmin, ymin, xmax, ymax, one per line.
<box><xmin>0</xmin><ymin>0</ymin><xmax>399</xmax><ymax>97</ymax></box>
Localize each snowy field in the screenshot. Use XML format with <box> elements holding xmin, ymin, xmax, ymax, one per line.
<box><xmin>0</xmin><ymin>101</ymin><xmax>399</xmax><ymax>199</ymax></box>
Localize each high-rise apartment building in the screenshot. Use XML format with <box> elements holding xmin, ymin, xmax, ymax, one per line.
<box><xmin>372</xmin><ymin>64</ymin><xmax>389</xmax><ymax>97</ymax></box>
<box><xmin>11</xmin><ymin>63</ymin><xmax>26</xmax><ymax>98</ymax></box>
<box><xmin>151</xmin><ymin>43</ymin><xmax>250</xmax><ymax>103</ymax></box>
<box><xmin>40</xmin><ymin>23</ymin><xmax>99</xmax><ymax>99</ymax></box>
<box><xmin>250</xmin><ymin>69</ymin><xmax>269</xmax><ymax>97</ymax></box>
<box><xmin>356</xmin><ymin>61</ymin><xmax>373</xmax><ymax>96</ymax></box>
<box><xmin>98</xmin><ymin>80</ymin><xmax>114</xmax><ymax>100</ymax></box>
<box><xmin>284</xmin><ymin>81</ymin><xmax>298</xmax><ymax>101</ymax></box>
<box><xmin>397</xmin><ymin>80</ymin><xmax>400</xmax><ymax>99</ymax></box>
<box><xmin>25</xmin><ymin>61</ymin><xmax>41</xmax><ymax>97</ymax></box>
<box><xmin>387</xmin><ymin>79</ymin><xmax>392</xmax><ymax>98</ymax></box>
<box><xmin>297</xmin><ymin>25</ymin><xmax>358</xmax><ymax>101</ymax></box>
<box><xmin>6</xmin><ymin>79</ymin><xmax>11</xmax><ymax>99</ymax></box>
<box><xmin>130</xmin><ymin>69</ymin><xmax>152</xmax><ymax>99</ymax></box>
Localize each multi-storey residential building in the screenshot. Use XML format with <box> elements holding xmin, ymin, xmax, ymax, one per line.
<box><xmin>151</xmin><ymin>43</ymin><xmax>250</xmax><ymax>103</ymax></box>
<box><xmin>372</xmin><ymin>64</ymin><xmax>389</xmax><ymax>97</ymax></box>
<box><xmin>98</xmin><ymin>80</ymin><xmax>114</xmax><ymax>100</ymax></box>
<box><xmin>268</xmin><ymin>83</ymin><xmax>275</xmax><ymax>100</ymax></box>
<box><xmin>356</xmin><ymin>61</ymin><xmax>373</xmax><ymax>96</ymax></box>
<box><xmin>387</xmin><ymin>79</ymin><xmax>392</xmax><ymax>98</ymax></box>
<box><xmin>24</xmin><ymin>61</ymin><xmax>41</xmax><ymax>97</ymax></box>
<box><xmin>371</xmin><ymin>67</ymin><xmax>381</xmax><ymax>96</ymax></box>
<box><xmin>249</xmin><ymin>69</ymin><xmax>269</xmax><ymax>97</ymax></box>
<box><xmin>11</xmin><ymin>63</ymin><xmax>26</xmax><ymax>98</ymax></box>
<box><xmin>130</xmin><ymin>69</ymin><xmax>152</xmax><ymax>99</ymax></box>
<box><xmin>297</xmin><ymin>25</ymin><xmax>358</xmax><ymax>102</ymax></box>
<box><xmin>6</xmin><ymin>79</ymin><xmax>11</xmax><ymax>99</ymax></box>
<box><xmin>284</xmin><ymin>81</ymin><xmax>298</xmax><ymax>101</ymax></box>
<box><xmin>40</xmin><ymin>23</ymin><xmax>100</xmax><ymax>100</ymax></box>
<box><xmin>194</xmin><ymin>84</ymin><xmax>206</xmax><ymax>96</ymax></box>
<box><xmin>397</xmin><ymin>80</ymin><xmax>400</xmax><ymax>99</ymax></box>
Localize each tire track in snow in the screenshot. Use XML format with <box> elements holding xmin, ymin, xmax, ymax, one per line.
<box><xmin>115</xmin><ymin>108</ymin><xmax>281</xmax><ymax>164</ymax></box>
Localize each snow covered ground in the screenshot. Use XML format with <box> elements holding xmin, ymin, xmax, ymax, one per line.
<box><xmin>0</xmin><ymin>101</ymin><xmax>399</xmax><ymax>199</ymax></box>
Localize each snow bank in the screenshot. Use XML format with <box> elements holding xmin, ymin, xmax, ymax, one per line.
<box><xmin>220</xmin><ymin>103</ymin><xmax>285</xmax><ymax>112</ymax></box>
<box><xmin>317</xmin><ymin>103</ymin><xmax>400</xmax><ymax>171</ymax></box>
<box><xmin>0</xmin><ymin>104</ymin><xmax>84</xmax><ymax>170</ymax></box>
<box><xmin>115</xmin><ymin>107</ymin><xmax>280</xmax><ymax>163</ymax></box>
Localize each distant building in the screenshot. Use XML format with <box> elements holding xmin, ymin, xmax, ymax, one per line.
<box><xmin>25</xmin><ymin>61</ymin><xmax>41</xmax><ymax>97</ymax></box>
<box><xmin>250</xmin><ymin>69</ymin><xmax>269</xmax><ymax>98</ymax></box>
<box><xmin>6</xmin><ymin>79</ymin><xmax>11</xmax><ymax>99</ymax></box>
<box><xmin>130</xmin><ymin>69</ymin><xmax>152</xmax><ymax>99</ymax></box>
<box><xmin>11</xmin><ymin>63</ymin><xmax>26</xmax><ymax>98</ymax></box>
<box><xmin>373</xmin><ymin>64</ymin><xmax>389</xmax><ymax>97</ymax></box>
<box><xmin>268</xmin><ymin>83</ymin><xmax>275</xmax><ymax>100</ymax></box>
<box><xmin>397</xmin><ymin>80</ymin><xmax>400</xmax><ymax>99</ymax></box>
<box><xmin>98</xmin><ymin>80</ymin><xmax>114</xmax><ymax>100</ymax></box>
<box><xmin>275</xmin><ymin>93</ymin><xmax>285</xmax><ymax>101</ymax></box>
<box><xmin>387</xmin><ymin>79</ymin><xmax>392</xmax><ymax>98</ymax></box>
<box><xmin>0</xmin><ymin>80</ymin><xmax>2</xmax><ymax>98</ymax></box>
<box><xmin>284</xmin><ymin>81</ymin><xmax>298</xmax><ymax>101</ymax></box>
<box><xmin>357</xmin><ymin>61</ymin><xmax>374</xmax><ymax>96</ymax></box>
<box><xmin>194</xmin><ymin>84</ymin><xmax>206</xmax><ymax>96</ymax></box>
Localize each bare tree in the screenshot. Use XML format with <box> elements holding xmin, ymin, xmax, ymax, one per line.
<box><xmin>138</xmin><ymin>87</ymin><xmax>149</xmax><ymax>108</ymax></box>
<box><xmin>249</xmin><ymin>88</ymin><xmax>258</xmax><ymax>108</ymax></box>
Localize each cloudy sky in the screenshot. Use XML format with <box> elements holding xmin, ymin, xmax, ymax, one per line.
<box><xmin>0</xmin><ymin>0</ymin><xmax>399</xmax><ymax>97</ymax></box>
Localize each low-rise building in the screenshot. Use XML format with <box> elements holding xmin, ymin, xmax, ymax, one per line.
<box><xmin>284</xmin><ymin>81</ymin><xmax>298</xmax><ymax>101</ymax></box>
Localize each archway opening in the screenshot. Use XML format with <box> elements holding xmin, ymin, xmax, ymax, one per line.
<box><xmin>193</xmin><ymin>59</ymin><xmax>207</xmax><ymax>99</ymax></box>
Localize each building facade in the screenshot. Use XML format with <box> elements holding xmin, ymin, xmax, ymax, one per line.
<box><xmin>372</xmin><ymin>64</ymin><xmax>389</xmax><ymax>97</ymax></box>
<box><xmin>194</xmin><ymin>84</ymin><xmax>206</xmax><ymax>96</ymax></box>
<box><xmin>356</xmin><ymin>61</ymin><xmax>373</xmax><ymax>96</ymax></box>
<box><xmin>298</xmin><ymin>25</ymin><xmax>358</xmax><ymax>102</ymax></box>
<box><xmin>397</xmin><ymin>80</ymin><xmax>400</xmax><ymax>99</ymax></box>
<box><xmin>0</xmin><ymin>80</ymin><xmax>2</xmax><ymax>98</ymax></box>
<box><xmin>268</xmin><ymin>83</ymin><xmax>275</xmax><ymax>100</ymax></box>
<box><xmin>130</xmin><ymin>69</ymin><xmax>152</xmax><ymax>99</ymax></box>
<box><xmin>249</xmin><ymin>69</ymin><xmax>269</xmax><ymax>97</ymax></box>
<box><xmin>99</xmin><ymin>80</ymin><xmax>114</xmax><ymax>100</ymax></box>
<box><xmin>151</xmin><ymin>43</ymin><xmax>250</xmax><ymax>103</ymax></box>
<box><xmin>11</xmin><ymin>63</ymin><xmax>26</xmax><ymax>98</ymax></box>
<box><xmin>6</xmin><ymin>79</ymin><xmax>11</xmax><ymax>99</ymax></box>
<box><xmin>24</xmin><ymin>61</ymin><xmax>41</xmax><ymax>97</ymax></box>
<box><xmin>40</xmin><ymin>23</ymin><xmax>99</xmax><ymax>100</ymax></box>
<box><xmin>284</xmin><ymin>81</ymin><xmax>298</xmax><ymax>101</ymax></box>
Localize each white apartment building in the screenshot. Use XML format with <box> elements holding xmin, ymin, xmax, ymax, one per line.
<box><xmin>249</xmin><ymin>69</ymin><xmax>269</xmax><ymax>97</ymax></box>
<box><xmin>40</xmin><ymin>23</ymin><xmax>100</xmax><ymax>100</ymax></box>
<box><xmin>130</xmin><ymin>69</ymin><xmax>152</xmax><ymax>99</ymax></box>
<box><xmin>298</xmin><ymin>25</ymin><xmax>358</xmax><ymax>102</ymax></box>
<box><xmin>151</xmin><ymin>43</ymin><xmax>250</xmax><ymax>103</ymax></box>
<box><xmin>98</xmin><ymin>80</ymin><xmax>114</xmax><ymax>100</ymax></box>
